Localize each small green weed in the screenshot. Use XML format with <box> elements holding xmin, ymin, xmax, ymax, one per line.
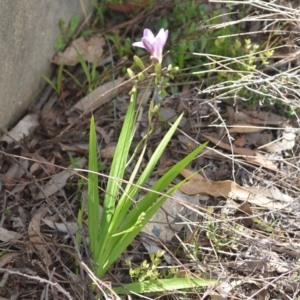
<box><xmin>41</xmin><ymin>63</ymin><xmax>64</xmax><ymax>95</ymax></box>
<box><xmin>75</xmin><ymin>48</ymin><xmax>101</xmax><ymax>93</ymax></box>
<box><xmin>204</xmin><ymin>218</ymin><xmax>238</xmax><ymax>252</ymax></box>
<box><xmin>68</xmin><ymin>153</ymin><xmax>82</xmax><ymax>169</ymax></box>
<box><xmin>253</xmin><ymin>217</ymin><xmax>278</xmax><ymax>233</ymax></box>
<box><xmin>54</xmin><ymin>13</ymin><xmax>93</xmax><ymax>51</ymax></box>
<box><xmin>127</xmin><ymin>250</ymin><xmax>179</xmax><ymax>282</ymax></box>
<box><xmin>54</xmin><ymin>14</ymin><xmax>80</xmax><ymax>51</ymax></box>
<box><xmin>106</xmin><ymin>34</ymin><xmax>133</xmax><ymax>58</ymax></box>
<box><xmin>4</xmin><ymin>207</ymin><xmax>11</xmax><ymax>215</ymax></box>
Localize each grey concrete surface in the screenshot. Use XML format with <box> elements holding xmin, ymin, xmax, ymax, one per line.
<box><xmin>0</xmin><ymin>1</ymin><xmax>93</xmax><ymax>129</ymax></box>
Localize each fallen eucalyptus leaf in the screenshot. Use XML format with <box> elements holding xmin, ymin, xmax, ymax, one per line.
<box><xmin>52</xmin><ymin>34</ymin><xmax>105</xmax><ymax>66</ymax></box>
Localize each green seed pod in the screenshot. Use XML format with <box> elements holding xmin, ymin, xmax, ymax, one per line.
<box><xmin>133</xmin><ymin>55</ymin><xmax>145</xmax><ymax>70</ymax></box>
<box><xmin>138</xmin><ymin>72</ymin><xmax>145</xmax><ymax>81</ymax></box>
<box><xmin>127</xmin><ymin>68</ymin><xmax>135</xmax><ymax>79</ymax></box>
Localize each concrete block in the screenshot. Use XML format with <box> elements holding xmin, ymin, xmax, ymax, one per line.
<box><xmin>0</xmin><ymin>1</ymin><xmax>93</xmax><ymax>129</ymax></box>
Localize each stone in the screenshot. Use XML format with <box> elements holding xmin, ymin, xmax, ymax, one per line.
<box><xmin>0</xmin><ymin>1</ymin><xmax>93</xmax><ymax>129</ymax></box>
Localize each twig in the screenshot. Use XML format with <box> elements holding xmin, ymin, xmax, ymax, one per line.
<box><xmin>0</xmin><ymin>268</ymin><xmax>72</xmax><ymax>300</ymax></box>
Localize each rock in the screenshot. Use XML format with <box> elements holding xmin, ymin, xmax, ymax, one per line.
<box><xmin>0</xmin><ymin>1</ymin><xmax>93</xmax><ymax>129</ymax></box>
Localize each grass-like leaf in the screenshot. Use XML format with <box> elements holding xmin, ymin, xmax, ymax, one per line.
<box><xmin>87</xmin><ymin>115</ymin><xmax>100</xmax><ymax>255</ymax></box>
<box><xmin>108</xmin><ymin>114</ymin><xmax>185</xmax><ymax>239</ymax></box>
<box><xmin>41</xmin><ymin>63</ymin><xmax>64</xmax><ymax>95</ymax></box>
<box><xmin>112</xmin><ymin>278</ymin><xmax>217</xmax><ymax>294</ymax></box>
<box><xmin>95</xmin><ymin>86</ymin><xmax>137</xmax><ymax>266</ymax></box>
<box><xmin>75</xmin><ymin>47</ymin><xmax>91</xmax><ymax>85</ymax></box>
<box><xmin>97</xmin><ymin>142</ymin><xmax>207</xmax><ymax>277</ymax></box>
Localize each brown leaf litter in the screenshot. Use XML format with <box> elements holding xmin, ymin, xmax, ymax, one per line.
<box><xmin>52</xmin><ymin>34</ymin><xmax>105</xmax><ymax>66</ymax></box>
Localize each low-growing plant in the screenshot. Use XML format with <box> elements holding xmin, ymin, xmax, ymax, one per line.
<box><xmin>42</xmin><ymin>62</ymin><xmax>86</xmax><ymax>96</ymax></box>
<box><xmin>54</xmin><ymin>13</ymin><xmax>93</xmax><ymax>51</ymax></box>
<box><xmin>80</xmin><ymin>28</ymin><xmax>216</xmax><ymax>296</ymax></box>
<box><xmin>68</xmin><ymin>153</ymin><xmax>82</xmax><ymax>169</ymax></box>
<box><xmin>74</xmin><ymin>48</ymin><xmax>101</xmax><ymax>93</ymax></box>
<box><xmin>126</xmin><ymin>250</ymin><xmax>176</xmax><ymax>282</ymax></box>
<box><xmin>54</xmin><ymin>14</ymin><xmax>80</xmax><ymax>51</ymax></box>
<box><xmin>105</xmin><ymin>34</ymin><xmax>133</xmax><ymax>58</ymax></box>
<box><xmin>41</xmin><ymin>63</ymin><xmax>64</xmax><ymax>95</ymax></box>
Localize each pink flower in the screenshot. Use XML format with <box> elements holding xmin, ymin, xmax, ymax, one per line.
<box><xmin>132</xmin><ymin>28</ymin><xmax>169</xmax><ymax>63</ymax></box>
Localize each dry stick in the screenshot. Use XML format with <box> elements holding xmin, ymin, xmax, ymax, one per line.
<box><xmin>0</xmin><ymin>193</ymin><xmax>8</xmax><ymax>227</ymax></box>
<box><xmin>0</xmin><ymin>268</ymin><xmax>72</xmax><ymax>300</ymax></box>
<box><xmin>247</xmin><ymin>266</ymin><xmax>300</xmax><ymax>300</ymax></box>
<box><xmin>45</xmin><ymin>267</ymin><xmax>56</xmax><ymax>300</ymax></box>
<box><xmin>80</xmin><ymin>262</ymin><xmax>121</xmax><ymax>300</ymax></box>
<box><xmin>206</xmin><ymin>102</ymin><xmax>236</xmax><ymax>182</ymax></box>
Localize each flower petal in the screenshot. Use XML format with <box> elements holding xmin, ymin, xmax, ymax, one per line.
<box><xmin>143</xmin><ymin>28</ymin><xmax>155</xmax><ymax>43</ymax></box>
<box><xmin>154</xmin><ymin>38</ymin><xmax>163</xmax><ymax>50</ymax></box>
<box><xmin>132</xmin><ymin>41</ymin><xmax>146</xmax><ymax>49</ymax></box>
<box><xmin>156</xmin><ymin>29</ymin><xmax>168</xmax><ymax>46</ymax></box>
<box><xmin>162</xmin><ymin>30</ymin><xmax>169</xmax><ymax>45</ymax></box>
<box><xmin>152</xmin><ymin>38</ymin><xmax>163</xmax><ymax>62</ymax></box>
<box><xmin>142</xmin><ymin>37</ymin><xmax>155</xmax><ymax>54</ymax></box>
<box><xmin>156</xmin><ymin>28</ymin><xmax>165</xmax><ymax>39</ymax></box>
